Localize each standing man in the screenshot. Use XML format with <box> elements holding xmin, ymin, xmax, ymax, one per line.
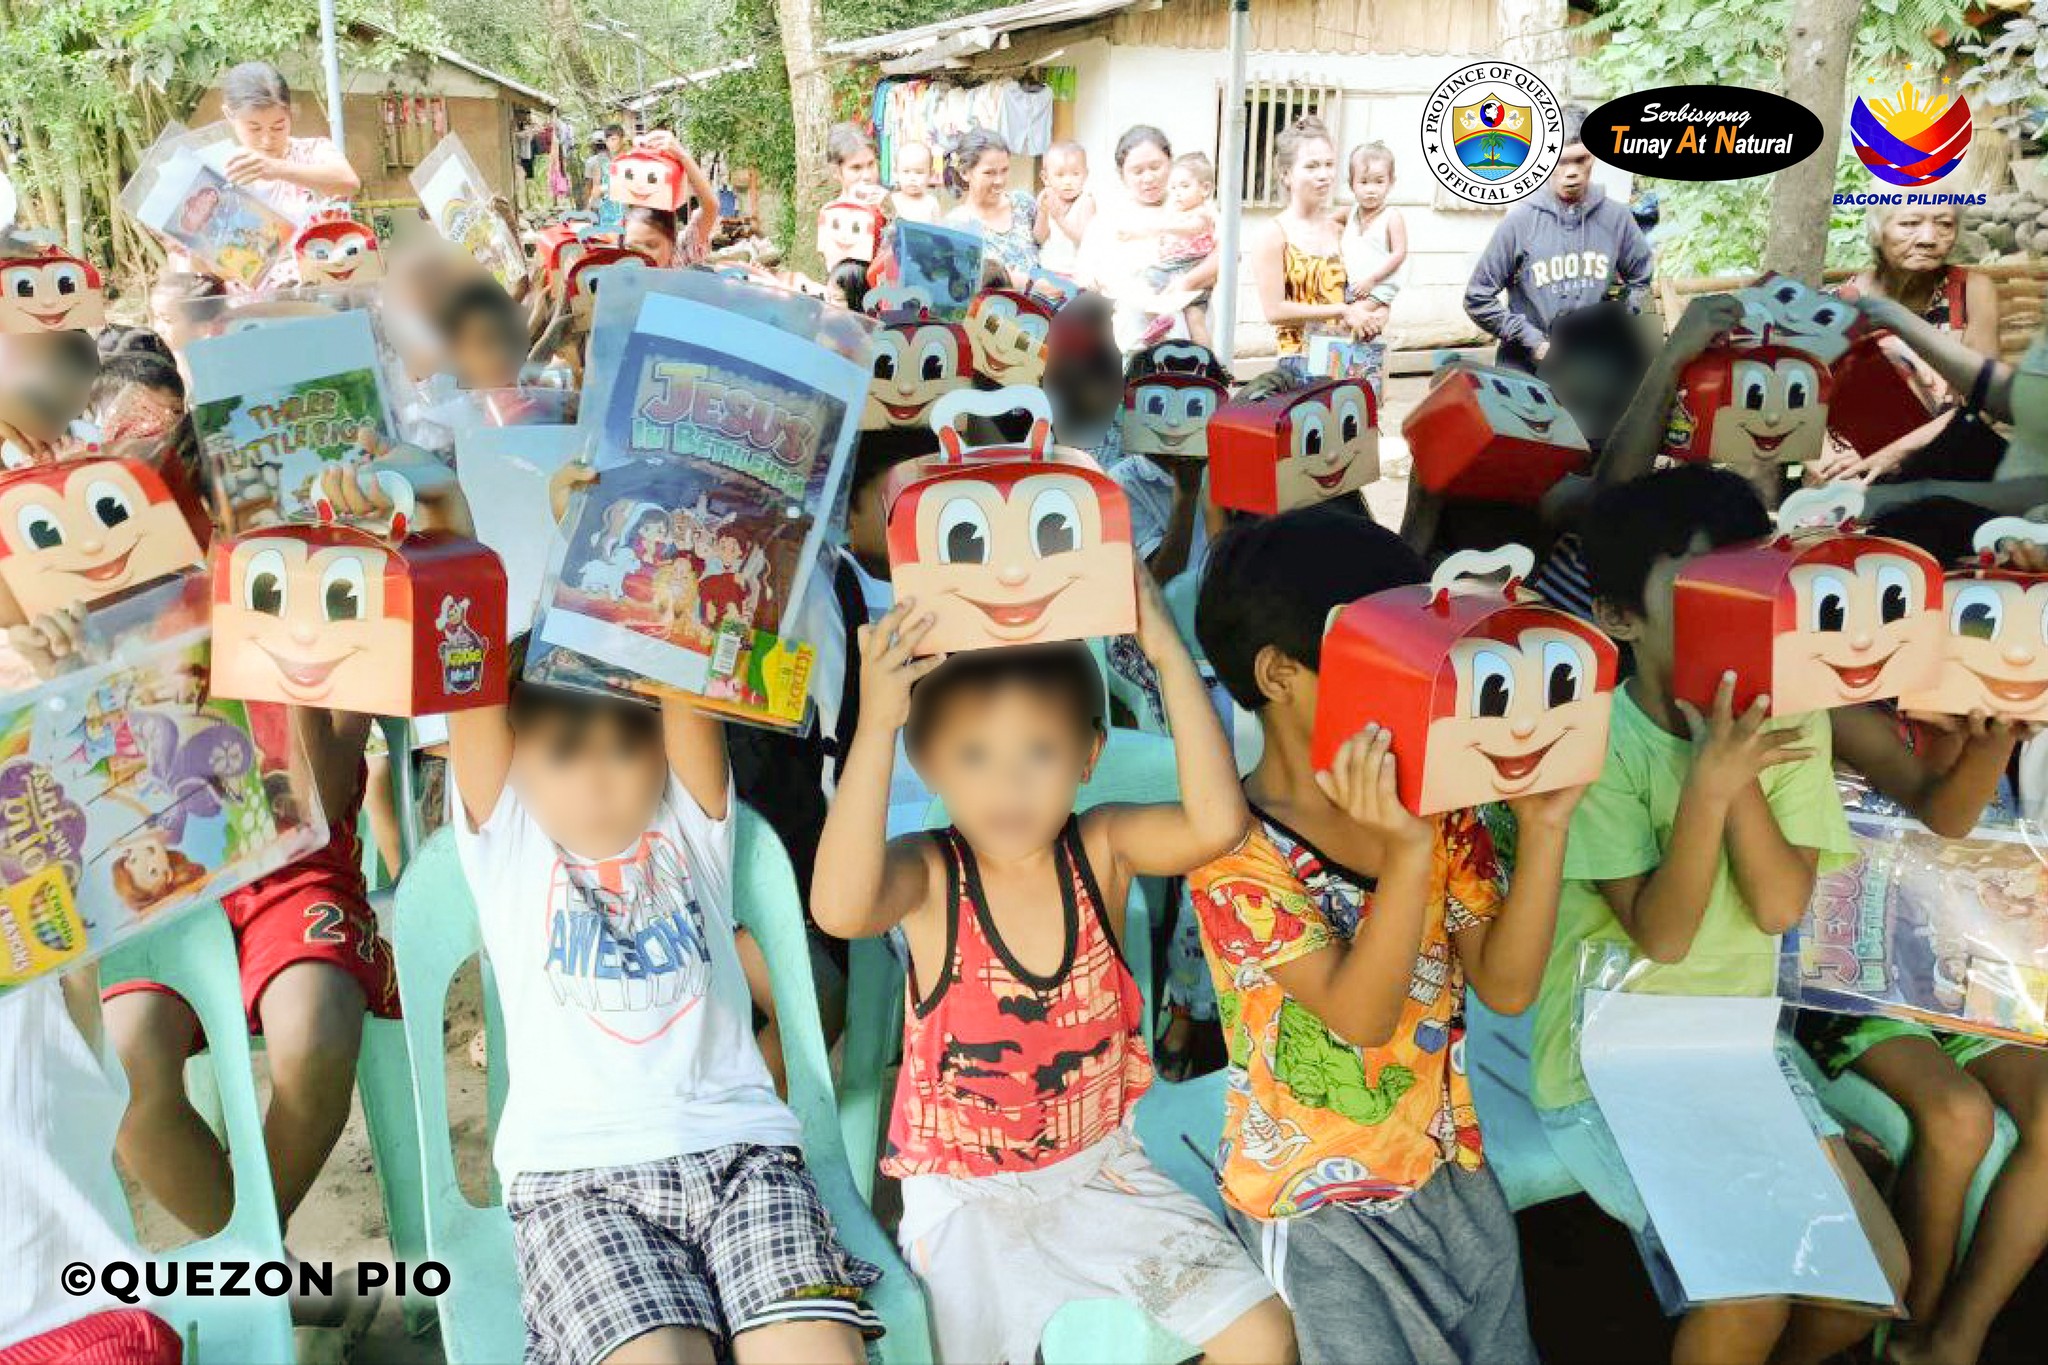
<box><xmin>1464</xmin><ymin>107</ymin><xmax>1652</xmax><ymax>372</ymax></box>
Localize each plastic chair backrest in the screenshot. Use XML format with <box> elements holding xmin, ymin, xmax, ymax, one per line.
<box><xmin>100</xmin><ymin>905</ymin><xmax>295</xmax><ymax>1365</ymax></box>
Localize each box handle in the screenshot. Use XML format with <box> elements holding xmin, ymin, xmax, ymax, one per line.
<box><xmin>1975</xmin><ymin>516</ymin><xmax>2048</xmax><ymax>559</ymax></box>
<box><xmin>1776</xmin><ymin>485</ymin><xmax>1864</xmax><ymax>534</ymax></box>
<box><xmin>1428</xmin><ymin>545</ymin><xmax>1534</xmax><ymax>609</ymax></box>
<box><xmin>930</xmin><ymin>386</ymin><xmax>1053</xmax><ymax>463</ymax></box>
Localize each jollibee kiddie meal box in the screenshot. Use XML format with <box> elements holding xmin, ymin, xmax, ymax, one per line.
<box><xmin>1312</xmin><ymin>545</ymin><xmax>1619</xmax><ymax>816</ymax></box>
<box><xmin>290</xmin><ymin>210</ymin><xmax>383</xmax><ymax>287</ymax></box>
<box><xmin>608</xmin><ymin>138</ymin><xmax>692</xmax><ymax>213</ymax></box>
<box><xmin>564</xmin><ymin>245</ymin><xmax>651</xmax><ymax>327</ymax></box>
<box><xmin>885</xmin><ymin>388</ymin><xmax>1134</xmax><ymax>655</ymax></box>
<box><xmin>1898</xmin><ymin>518</ymin><xmax>2048</xmax><ymax>724</ymax></box>
<box><xmin>1118</xmin><ymin>372</ymin><xmax>1228</xmax><ymax>462</ymax></box>
<box><xmin>1671</xmin><ymin>487</ymin><xmax>1945</xmax><ymax>718</ymax></box>
<box><xmin>1827</xmin><ymin>333</ymin><xmax>1938</xmax><ymax>457</ymax></box>
<box><xmin>817</xmin><ymin>199</ymin><xmax>886</xmax><ymax>266</ymax></box>
<box><xmin>208</xmin><ymin>473</ymin><xmax>508</xmax><ymax>716</ymax></box>
<box><xmin>0</xmin><ymin>245</ymin><xmax>106</xmax><ymax>334</ymax></box>
<box><xmin>964</xmin><ymin>289</ymin><xmax>1055</xmax><ymax>388</ymax></box>
<box><xmin>1210</xmin><ymin>377</ymin><xmax>1380</xmax><ymax>514</ymax></box>
<box><xmin>1664</xmin><ymin>342</ymin><xmax>1833</xmax><ymax>468</ymax></box>
<box><xmin>1732</xmin><ymin>273</ymin><xmax>1862</xmax><ymax>366</ymax></box>
<box><xmin>863</xmin><ymin>318</ymin><xmax>971</xmax><ymax>431</ymax></box>
<box><xmin>0</xmin><ymin>451</ymin><xmax>210</xmax><ymax>628</ymax></box>
<box><xmin>1401</xmin><ymin>364</ymin><xmax>1586</xmax><ymax>504</ymax></box>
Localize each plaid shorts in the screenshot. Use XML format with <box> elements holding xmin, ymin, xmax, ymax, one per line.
<box><xmin>507</xmin><ymin>1144</ymin><xmax>884</xmax><ymax>1363</ymax></box>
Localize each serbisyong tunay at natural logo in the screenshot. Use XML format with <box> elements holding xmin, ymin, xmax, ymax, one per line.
<box><xmin>1585</xmin><ymin>85</ymin><xmax>1821</xmax><ymax>182</ymax></box>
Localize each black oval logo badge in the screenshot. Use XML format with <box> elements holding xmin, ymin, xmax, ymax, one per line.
<box><xmin>1584</xmin><ymin>85</ymin><xmax>1821</xmax><ymax>182</ymax></box>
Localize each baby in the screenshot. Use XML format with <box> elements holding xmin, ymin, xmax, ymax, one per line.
<box><xmin>1127</xmin><ymin>152</ymin><xmax>1217</xmax><ymax>346</ymax></box>
<box><xmin>890</xmin><ymin>142</ymin><xmax>941</xmax><ymax>223</ymax></box>
<box><xmin>1341</xmin><ymin>141</ymin><xmax>1408</xmax><ymax>308</ymax></box>
<box><xmin>1034</xmin><ymin>141</ymin><xmax>1095</xmax><ymax>274</ymax></box>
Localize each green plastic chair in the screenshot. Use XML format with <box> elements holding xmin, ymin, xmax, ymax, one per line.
<box><xmin>394</xmin><ymin>812</ymin><xmax>934</xmax><ymax>1365</ymax></box>
<box><xmin>1465</xmin><ymin>994</ymin><xmax>1584</xmax><ymax>1212</ymax></box>
<box><xmin>100</xmin><ymin>905</ymin><xmax>295</xmax><ymax>1365</ymax></box>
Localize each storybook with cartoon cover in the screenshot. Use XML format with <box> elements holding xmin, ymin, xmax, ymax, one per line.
<box><xmin>187</xmin><ymin>310</ymin><xmax>399</xmax><ymax>531</ymax></box>
<box><xmin>0</xmin><ymin>592</ymin><xmax>324</xmax><ymax>992</ymax></box>
<box><xmin>531</xmin><ymin>278</ymin><xmax>869</xmax><ymax>730</ymax></box>
<box><xmin>119</xmin><ymin>124</ymin><xmax>294</xmax><ymax>289</ymax></box>
<box><xmin>412</xmin><ymin>135</ymin><xmax>527</xmax><ymax>291</ymax></box>
<box><xmin>1791</xmin><ymin>808</ymin><xmax>2048</xmax><ymax>1043</ymax></box>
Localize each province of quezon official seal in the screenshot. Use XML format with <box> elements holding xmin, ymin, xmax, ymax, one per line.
<box><xmin>1422</xmin><ymin>61</ymin><xmax>1564</xmax><ymax>205</ymax></box>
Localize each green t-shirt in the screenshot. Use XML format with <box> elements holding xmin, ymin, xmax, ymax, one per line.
<box><xmin>1528</xmin><ymin>685</ymin><xmax>1856</xmax><ymax>1110</ymax></box>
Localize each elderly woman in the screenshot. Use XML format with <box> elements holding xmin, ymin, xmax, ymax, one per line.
<box><xmin>1815</xmin><ymin>201</ymin><xmax>2002</xmax><ymax>483</ymax></box>
<box><xmin>944</xmin><ymin>129</ymin><xmax>1039</xmax><ymax>289</ymax></box>
<box><xmin>1076</xmin><ymin>125</ymin><xmax>1223</xmax><ymax>353</ymax></box>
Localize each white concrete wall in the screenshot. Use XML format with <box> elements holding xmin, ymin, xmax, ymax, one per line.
<box><xmin>1053</xmin><ymin>42</ymin><xmax>1511</xmax><ymax>352</ymax></box>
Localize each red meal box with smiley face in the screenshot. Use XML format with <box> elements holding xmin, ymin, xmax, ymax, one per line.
<box><xmin>291</xmin><ymin>210</ymin><xmax>383</xmax><ymax>287</ymax></box>
<box><xmin>885</xmin><ymin>387</ymin><xmax>1134</xmax><ymax>655</ymax></box>
<box><xmin>864</xmin><ymin>319</ymin><xmax>971</xmax><ymax>431</ymax></box>
<box><xmin>965</xmin><ymin>289</ymin><xmax>1054</xmax><ymax>388</ymax></box>
<box><xmin>817</xmin><ymin>199</ymin><xmax>886</xmax><ymax>267</ymax></box>
<box><xmin>0</xmin><ymin>451</ymin><xmax>211</xmax><ymax>628</ymax></box>
<box><xmin>1898</xmin><ymin>518</ymin><xmax>2048</xmax><ymax>723</ymax></box>
<box><xmin>208</xmin><ymin>474</ymin><xmax>508</xmax><ymax>716</ymax></box>
<box><xmin>1210</xmin><ymin>377</ymin><xmax>1380</xmax><ymax>514</ymax></box>
<box><xmin>1825</xmin><ymin>333</ymin><xmax>1939</xmax><ymax>457</ymax></box>
<box><xmin>609</xmin><ymin>140</ymin><xmax>691</xmax><ymax>213</ymax></box>
<box><xmin>0</xmin><ymin>245</ymin><xmax>106</xmax><ymax>334</ymax></box>
<box><xmin>1664</xmin><ymin>343</ymin><xmax>1833</xmax><ymax>468</ymax></box>
<box><xmin>1400</xmin><ymin>364</ymin><xmax>1587</xmax><ymax>504</ymax></box>
<box><xmin>1119</xmin><ymin>373</ymin><xmax>1228</xmax><ymax>462</ymax></box>
<box><xmin>1733</xmin><ymin>273</ymin><xmax>1862</xmax><ymax>367</ymax></box>
<box><xmin>564</xmin><ymin>244</ymin><xmax>651</xmax><ymax>326</ymax></box>
<box><xmin>1312</xmin><ymin>545</ymin><xmax>1619</xmax><ymax>816</ymax></box>
<box><xmin>1671</xmin><ymin>488</ymin><xmax>1945</xmax><ymax>717</ymax></box>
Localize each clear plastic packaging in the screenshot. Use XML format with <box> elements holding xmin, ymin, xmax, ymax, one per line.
<box><xmin>0</xmin><ymin>574</ymin><xmax>327</xmax><ymax>994</ymax></box>
<box><xmin>118</xmin><ymin>122</ymin><xmax>294</xmax><ymax>290</ymax></box>
<box><xmin>411</xmin><ymin>134</ymin><xmax>528</xmax><ymax>292</ymax></box>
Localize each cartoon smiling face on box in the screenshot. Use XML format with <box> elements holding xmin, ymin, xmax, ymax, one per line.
<box><xmin>817</xmin><ymin>200</ymin><xmax>885</xmax><ymax>266</ymax></box>
<box><xmin>1312</xmin><ymin>546</ymin><xmax>1619</xmax><ymax>816</ymax></box>
<box><xmin>965</xmin><ymin>290</ymin><xmax>1054</xmax><ymax>387</ymax></box>
<box><xmin>0</xmin><ymin>247</ymin><xmax>106</xmax><ymax>334</ymax></box>
<box><xmin>0</xmin><ymin>458</ymin><xmax>208</xmax><ymax>625</ymax></box>
<box><xmin>1668</xmin><ymin>344</ymin><xmax>1831</xmax><ymax>469</ymax></box>
<box><xmin>1400</xmin><ymin>365</ymin><xmax>1587</xmax><ymax>504</ymax></box>
<box><xmin>609</xmin><ymin>143</ymin><xmax>690</xmax><ymax>212</ymax></box>
<box><xmin>1211</xmin><ymin>379</ymin><xmax>1380</xmax><ymax>514</ymax></box>
<box><xmin>1899</xmin><ymin>520</ymin><xmax>2048</xmax><ymax>723</ymax></box>
<box><xmin>1736</xmin><ymin>273</ymin><xmax>1859</xmax><ymax>366</ymax></box>
<box><xmin>1119</xmin><ymin>374</ymin><xmax>1226</xmax><ymax>461</ymax></box>
<box><xmin>564</xmin><ymin>245</ymin><xmax>651</xmax><ymax>327</ymax></box>
<box><xmin>885</xmin><ymin>388</ymin><xmax>1134</xmax><ymax>654</ymax></box>
<box><xmin>291</xmin><ymin>212</ymin><xmax>383</xmax><ymax>286</ymax></box>
<box><xmin>864</xmin><ymin>320</ymin><xmax>970</xmax><ymax>431</ymax></box>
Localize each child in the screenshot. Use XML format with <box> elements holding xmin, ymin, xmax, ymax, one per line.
<box><xmin>1189</xmin><ymin>506</ymin><xmax>1571</xmax><ymax>1365</ymax></box>
<box><xmin>1340</xmin><ymin>143</ymin><xmax>1407</xmax><ymax>315</ymax></box>
<box><xmin>826</xmin><ymin>123</ymin><xmax>885</xmax><ymax>208</ymax></box>
<box><xmin>328</xmin><ymin>461</ymin><xmax>883</xmax><ymax>1365</ymax></box>
<box><xmin>87</xmin><ymin>350</ymin><xmax>186</xmax><ymax>447</ymax></box>
<box><xmin>1133</xmin><ymin>153</ymin><xmax>1218</xmax><ymax>347</ymax></box>
<box><xmin>812</xmin><ymin>583</ymin><xmax>1294</xmax><ymax>1364</ymax></box>
<box><xmin>434</xmin><ymin>277</ymin><xmax>529</xmax><ymax>392</ymax></box>
<box><xmin>1531</xmin><ymin>465</ymin><xmax>1907</xmax><ymax>1364</ymax></box>
<box><xmin>890</xmin><ymin>142</ymin><xmax>941</xmax><ymax>223</ymax></box>
<box><xmin>0</xmin><ymin>330</ymin><xmax>99</xmax><ymax>466</ymax></box>
<box><xmin>1034</xmin><ymin>140</ymin><xmax>1095</xmax><ymax>275</ymax></box>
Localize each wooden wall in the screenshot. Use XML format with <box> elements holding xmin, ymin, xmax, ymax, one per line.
<box><xmin>1109</xmin><ymin>0</ymin><xmax>1498</xmax><ymax>55</ymax></box>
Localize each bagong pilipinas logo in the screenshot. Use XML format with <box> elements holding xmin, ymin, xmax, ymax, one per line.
<box><xmin>1422</xmin><ymin>62</ymin><xmax>1563</xmax><ymax>205</ymax></box>
<box><xmin>1851</xmin><ymin>77</ymin><xmax>1972</xmax><ymax>188</ymax></box>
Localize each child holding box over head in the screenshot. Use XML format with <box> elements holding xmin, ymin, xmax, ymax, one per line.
<box><xmin>1530</xmin><ymin>465</ymin><xmax>1909</xmax><ymax>1365</ymax></box>
<box><xmin>1187</xmin><ymin>505</ymin><xmax>1580</xmax><ymax>1365</ymax></box>
<box><xmin>328</xmin><ymin>463</ymin><xmax>884</xmax><ymax>1365</ymax></box>
<box><xmin>811</xmin><ymin>570</ymin><xmax>1294</xmax><ymax>1364</ymax></box>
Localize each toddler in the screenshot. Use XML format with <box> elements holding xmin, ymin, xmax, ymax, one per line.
<box><xmin>1133</xmin><ymin>152</ymin><xmax>1218</xmax><ymax>346</ymax></box>
<box><xmin>814</xmin><ymin>582</ymin><xmax>1294</xmax><ymax>1365</ymax></box>
<box><xmin>890</xmin><ymin>142</ymin><xmax>941</xmax><ymax>223</ymax></box>
<box><xmin>1340</xmin><ymin>142</ymin><xmax>1408</xmax><ymax>310</ymax></box>
<box><xmin>1034</xmin><ymin>140</ymin><xmax>1095</xmax><ymax>275</ymax></box>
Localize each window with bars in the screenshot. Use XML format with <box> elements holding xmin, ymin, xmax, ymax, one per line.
<box><xmin>1218</xmin><ymin>83</ymin><xmax>1340</xmax><ymax>208</ymax></box>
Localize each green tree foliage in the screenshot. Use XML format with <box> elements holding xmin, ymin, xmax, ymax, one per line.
<box><xmin>1583</xmin><ymin>0</ymin><xmax>1972</xmax><ymax>276</ymax></box>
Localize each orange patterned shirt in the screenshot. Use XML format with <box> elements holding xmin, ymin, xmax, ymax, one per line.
<box><xmin>1189</xmin><ymin>808</ymin><xmax>1501</xmax><ymax>1218</ymax></box>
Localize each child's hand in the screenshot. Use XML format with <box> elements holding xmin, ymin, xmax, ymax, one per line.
<box><xmin>857</xmin><ymin>599</ymin><xmax>945</xmax><ymax>731</ymax></box>
<box><xmin>318</xmin><ymin>449</ymin><xmax>472</xmax><ymax>537</ymax></box>
<box><xmin>1676</xmin><ymin>671</ymin><xmax>1813</xmax><ymax>803</ymax></box>
<box><xmin>1315</xmin><ymin>724</ymin><xmax>1433</xmax><ymax>849</ymax></box>
<box><xmin>1133</xmin><ymin>564</ymin><xmax>1183</xmax><ymax>661</ymax></box>
<box><xmin>1669</xmin><ymin>293</ymin><xmax>1746</xmax><ymax>363</ymax></box>
<box><xmin>549</xmin><ymin>462</ymin><xmax>597</xmax><ymax>526</ymax></box>
<box><xmin>1508</xmin><ymin>783</ymin><xmax>1587</xmax><ymax>833</ymax></box>
<box><xmin>6</xmin><ymin>604</ymin><xmax>92</xmax><ymax>678</ymax></box>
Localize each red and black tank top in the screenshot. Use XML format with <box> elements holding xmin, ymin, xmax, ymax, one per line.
<box><xmin>881</xmin><ymin>818</ymin><xmax>1152</xmax><ymax>1179</ymax></box>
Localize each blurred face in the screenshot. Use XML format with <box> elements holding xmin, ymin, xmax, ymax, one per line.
<box><xmin>1351</xmin><ymin>157</ymin><xmax>1393</xmax><ymax>211</ymax></box>
<box><xmin>604</xmin><ymin>130</ymin><xmax>626</xmax><ymax>155</ymax></box>
<box><xmin>1119</xmin><ymin>141</ymin><xmax>1171</xmax><ymax>207</ymax></box>
<box><xmin>1551</xmin><ymin>143</ymin><xmax>1593</xmax><ymax>203</ymax></box>
<box><xmin>837</xmin><ymin>144</ymin><xmax>880</xmax><ymax>192</ymax></box>
<box><xmin>0</xmin><ymin>334</ymin><xmax>95</xmax><ymax>441</ymax></box>
<box><xmin>966</xmin><ymin>149</ymin><xmax>1012</xmax><ymax>206</ymax></box>
<box><xmin>895</xmin><ymin>147</ymin><xmax>932</xmax><ymax>195</ymax></box>
<box><xmin>1044</xmin><ymin>149</ymin><xmax>1088</xmax><ymax>199</ymax></box>
<box><xmin>1167</xmin><ymin>168</ymin><xmax>1207</xmax><ymax>212</ymax></box>
<box><xmin>510</xmin><ymin>711</ymin><xmax>670</xmax><ymax>860</ymax></box>
<box><xmin>448</xmin><ymin>313</ymin><xmax>524</xmax><ymax>391</ymax></box>
<box><xmin>228</xmin><ymin>103</ymin><xmax>292</xmax><ymax>159</ymax></box>
<box><xmin>911</xmin><ymin>683</ymin><xmax>1102</xmax><ymax>862</ymax></box>
<box><xmin>623</xmin><ymin>216</ymin><xmax>676</xmax><ymax>267</ymax></box>
<box><xmin>1879</xmin><ymin>206</ymin><xmax>1958</xmax><ymax>275</ymax></box>
<box><xmin>1285</xmin><ymin>138</ymin><xmax>1337</xmax><ymax>211</ymax></box>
